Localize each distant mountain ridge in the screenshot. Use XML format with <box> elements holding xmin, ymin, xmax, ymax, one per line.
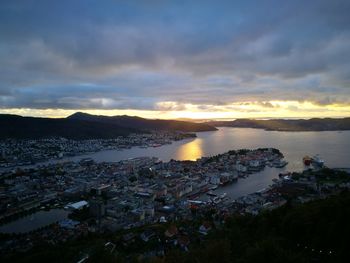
<box><xmin>205</xmin><ymin>117</ymin><xmax>350</xmax><ymax>131</ymax></box>
<box><xmin>0</xmin><ymin>113</ymin><xmax>216</xmax><ymax>139</ymax></box>
<box><xmin>67</xmin><ymin>112</ymin><xmax>217</xmax><ymax>132</ymax></box>
<box><xmin>1</xmin><ymin>113</ymin><xmax>348</xmax><ymax>139</ymax></box>
<box><xmin>0</xmin><ymin>114</ymin><xmax>139</xmax><ymax>139</ymax></box>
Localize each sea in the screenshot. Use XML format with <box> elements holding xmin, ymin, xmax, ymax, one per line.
<box><xmin>1</xmin><ymin>128</ymin><xmax>349</xmax><ymax>233</ymax></box>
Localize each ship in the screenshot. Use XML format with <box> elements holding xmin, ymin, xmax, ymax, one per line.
<box><xmin>209</xmin><ymin>185</ymin><xmax>218</xmax><ymax>190</ymax></box>
<box><xmin>312</xmin><ymin>155</ymin><xmax>324</xmax><ymax>167</ymax></box>
<box><xmin>212</xmin><ymin>196</ymin><xmax>222</xmax><ymax>204</ymax></box>
<box><xmin>139</xmin><ymin>145</ymin><xmax>148</xmax><ymax>149</ymax></box>
<box><xmin>220</xmin><ymin>193</ymin><xmax>227</xmax><ymax>199</ymax></box>
<box><xmin>279</xmin><ymin>172</ymin><xmax>291</xmax><ymax>177</ymax></box>
<box><xmin>207</xmin><ymin>191</ymin><xmax>217</xmax><ymax>197</ymax></box>
<box><xmin>303</xmin><ymin>156</ymin><xmax>312</xmax><ymax>166</ymax></box>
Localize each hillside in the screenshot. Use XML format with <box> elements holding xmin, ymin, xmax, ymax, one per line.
<box><xmin>163</xmin><ymin>190</ymin><xmax>350</xmax><ymax>263</ymax></box>
<box><xmin>0</xmin><ymin>114</ymin><xmax>140</xmax><ymax>139</ymax></box>
<box><xmin>206</xmin><ymin>117</ymin><xmax>350</xmax><ymax>131</ymax></box>
<box><xmin>2</xmin><ymin>190</ymin><xmax>350</xmax><ymax>262</ymax></box>
<box><xmin>0</xmin><ymin>113</ymin><xmax>216</xmax><ymax>139</ymax></box>
<box><xmin>67</xmin><ymin>112</ymin><xmax>217</xmax><ymax>132</ymax></box>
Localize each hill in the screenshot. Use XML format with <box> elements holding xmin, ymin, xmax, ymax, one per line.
<box><xmin>206</xmin><ymin>117</ymin><xmax>350</xmax><ymax>131</ymax></box>
<box><xmin>67</xmin><ymin>112</ymin><xmax>217</xmax><ymax>132</ymax></box>
<box><xmin>0</xmin><ymin>114</ymin><xmax>140</xmax><ymax>139</ymax></box>
<box><xmin>0</xmin><ymin>113</ymin><xmax>216</xmax><ymax>139</ymax></box>
<box><xmin>2</xmin><ymin>190</ymin><xmax>350</xmax><ymax>262</ymax></box>
<box><xmin>162</xmin><ymin>190</ymin><xmax>350</xmax><ymax>263</ymax></box>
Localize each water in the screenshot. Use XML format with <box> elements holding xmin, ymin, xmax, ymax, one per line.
<box><xmin>63</xmin><ymin>128</ymin><xmax>350</xmax><ymax>200</ymax></box>
<box><xmin>65</xmin><ymin>128</ymin><xmax>350</xmax><ymax>171</ymax></box>
<box><xmin>0</xmin><ymin>209</ymin><xmax>69</xmax><ymax>234</ymax></box>
<box><xmin>199</xmin><ymin>167</ymin><xmax>284</xmax><ymax>200</ymax></box>
<box><xmin>5</xmin><ymin>128</ymin><xmax>350</xmax><ymax>202</ymax></box>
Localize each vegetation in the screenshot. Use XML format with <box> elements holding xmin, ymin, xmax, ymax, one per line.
<box><xmin>313</xmin><ymin>168</ymin><xmax>350</xmax><ymax>184</ymax></box>
<box><xmin>160</xmin><ymin>191</ymin><xmax>350</xmax><ymax>263</ymax></box>
<box><xmin>0</xmin><ymin>114</ymin><xmax>139</xmax><ymax>139</ymax></box>
<box><xmin>68</xmin><ymin>112</ymin><xmax>217</xmax><ymax>132</ymax></box>
<box><xmin>2</xmin><ymin>190</ymin><xmax>350</xmax><ymax>262</ymax></box>
<box><xmin>206</xmin><ymin>117</ymin><xmax>350</xmax><ymax>131</ymax></box>
<box><xmin>292</xmin><ymin>168</ymin><xmax>350</xmax><ymax>185</ymax></box>
<box><xmin>0</xmin><ymin>113</ymin><xmax>216</xmax><ymax>139</ymax></box>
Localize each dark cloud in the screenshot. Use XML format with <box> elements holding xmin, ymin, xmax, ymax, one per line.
<box><xmin>0</xmin><ymin>0</ymin><xmax>349</xmax><ymax>111</ymax></box>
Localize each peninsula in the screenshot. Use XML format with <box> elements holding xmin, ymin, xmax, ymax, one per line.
<box><xmin>205</xmin><ymin>117</ymin><xmax>350</xmax><ymax>131</ymax></box>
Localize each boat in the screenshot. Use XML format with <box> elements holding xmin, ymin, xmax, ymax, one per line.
<box><xmin>212</xmin><ymin>196</ymin><xmax>222</xmax><ymax>204</ymax></box>
<box><xmin>219</xmin><ymin>176</ymin><xmax>230</xmax><ymax>185</ymax></box>
<box><xmin>220</xmin><ymin>193</ymin><xmax>227</xmax><ymax>199</ymax></box>
<box><xmin>207</xmin><ymin>191</ymin><xmax>217</xmax><ymax>197</ymax></box>
<box><xmin>209</xmin><ymin>185</ymin><xmax>218</xmax><ymax>190</ymax></box>
<box><xmin>312</xmin><ymin>155</ymin><xmax>324</xmax><ymax>167</ymax></box>
<box><xmin>279</xmin><ymin>172</ymin><xmax>291</xmax><ymax>177</ymax></box>
<box><xmin>303</xmin><ymin>156</ymin><xmax>312</xmax><ymax>166</ymax></box>
<box><xmin>187</xmin><ymin>191</ymin><xmax>200</xmax><ymax>199</ymax></box>
<box><xmin>139</xmin><ymin>145</ymin><xmax>148</xmax><ymax>149</ymax></box>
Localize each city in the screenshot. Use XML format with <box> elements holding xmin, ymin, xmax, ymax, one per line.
<box><xmin>1</xmin><ymin>145</ymin><xmax>349</xmax><ymax>261</ymax></box>
<box><xmin>0</xmin><ymin>132</ymin><xmax>196</xmax><ymax>168</ymax></box>
<box><xmin>1</xmin><ymin>0</ymin><xmax>350</xmax><ymax>262</ymax></box>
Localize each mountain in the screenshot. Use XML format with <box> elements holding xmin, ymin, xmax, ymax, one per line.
<box><xmin>0</xmin><ymin>113</ymin><xmax>216</xmax><ymax>139</ymax></box>
<box><xmin>0</xmin><ymin>114</ymin><xmax>139</xmax><ymax>139</ymax></box>
<box><xmin>205</xmin><ymin>117</ymin><xmax>350</xmax><ymax>131</ymax></box>
<box><xmin>67</xmin><ymin>112</ymin><xmax>217</xmax><ymax>132</ymax></box>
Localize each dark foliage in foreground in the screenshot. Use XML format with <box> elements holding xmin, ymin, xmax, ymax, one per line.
<box><xmin>2</xmin><ymin>191</ymin><xmax>350</xmax><ymax>262</ymax></box>
<box><xmin>159</xmin><ymin>191</ymin><xmax>350</xmax><ymax>263</ymax></box>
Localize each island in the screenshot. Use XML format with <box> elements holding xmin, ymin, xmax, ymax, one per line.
<box><xmin>205</xmin><ymin>117</ymin><xmax>350</xmax><ymax>131</ymax></box>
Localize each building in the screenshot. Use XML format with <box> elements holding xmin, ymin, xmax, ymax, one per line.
<box><xmin>65</xmin><ymin>200</ymin><xmax>88</xmax><ymax>211</ymax></box>
<box><xmin>89</xmin><ymin>199</ymin><xmax>105</xmax><ymax>217</ymax></box>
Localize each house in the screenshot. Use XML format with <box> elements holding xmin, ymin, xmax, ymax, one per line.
<box><xmin>199</xmin><ymin>221</ymin><xmax>212</xmax><ymax>235</ymax></box>
<box><xmin>177</xmin><ymin>235</ymin><xmax>190</xmax><ymax>251</ymax></box>
<box><xmin>140</xmin><ymin>229</ymin><xmax>156</xmax><ymax>242</ymax></box>
<box><xmin>209</xmin><ymin>175</ymin><xmax>220</xmax><ymax>185</ymax></box>
<box><xmin>64</xmin><ymin>200</ymin><xmax>88</xmax><ymax>211</ymax></box>
<box><xmin>122</xmin><ymin>233</ymin><xmax>136</xmax><ymax>246</ymax></box>
<box><xmin>104</xmin><ymin>242</ymin><xmax>116</xmax><ymax>253</ymax></box>
<box><xmin>159</xmin><ymin>216</ymin><xmax>167</xmax><ymax>223</ymax></box>
<box><xmin>236</xmin><ymin>164</ymin><xmax>247</xmax><ymax>172</ymax></box>
<box><xmin>165</xmin><ymin>225</ymin><xmax>178</xmax><ymax>238</ymax></box>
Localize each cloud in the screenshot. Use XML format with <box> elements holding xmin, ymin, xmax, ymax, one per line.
<box><xmin>154</xmin><ymin>101</ymin><xmax>188</xmax><ymax>111</ymax></box>
<box><xmin>0</xmin><ymin>0</ymin><xmax>350</xmax><ymax>116</ymax></box>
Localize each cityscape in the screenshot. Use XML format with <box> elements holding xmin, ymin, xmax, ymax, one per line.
<box><xmin>1</xmin><ymin>1</ymin><xmax>350</xmax><ymax>262</ymax></box>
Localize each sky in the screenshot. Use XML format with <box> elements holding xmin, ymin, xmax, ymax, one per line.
<box><xmin>0</xmin><ymin>0</ymin><xmax>350</xmax><ymax>119</ymax></box>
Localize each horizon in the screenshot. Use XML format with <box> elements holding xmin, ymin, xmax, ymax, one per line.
<box><xmin>1</xmin><ymin>1</ymin><xmax>350</xmax><ymax>119</ymax></box>
<box><xmin>1</xmin><ymin>110</ymin><xmax>349</xmax><ymax>122</ymax></box>
<box><xmin>1</xmin><ymin>1</ymin><xmax>350</xmax><ymax>258</ymax></box>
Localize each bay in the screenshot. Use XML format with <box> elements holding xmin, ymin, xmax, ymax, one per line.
<box><xmin>0</xmin><ymin>209</ymin><xmax>69</xmax><ymax>234</ymax></box>
<box><xmin>7</xmin><ymin>128</ymin><xmax>350</xmax><ymax>200</ymax></box>
<box><xmin>68</xmin><ymin>127</ymin><xmax>350</xmax><ymax>171</ymax></box>
<box><xmin>64</xmin><ymin>128</ymin><xmax>350</xmax><ymax>200</ymax></box>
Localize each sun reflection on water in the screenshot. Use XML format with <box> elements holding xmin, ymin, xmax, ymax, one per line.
<box><xmin>175</xmin><ymin>138</ymin><xmax>203</xmax><ymax>161</ymax></box>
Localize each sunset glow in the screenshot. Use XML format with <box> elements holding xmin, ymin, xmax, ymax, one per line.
<box><xmin>2</xmin><ymin>100</ymin><xmax>350</xmax><ymax>120</ymax></box>
<box><xmin>1</xmin><ymin>1</ymin><xmax>349</xmax><ymax>119</ymax></box>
